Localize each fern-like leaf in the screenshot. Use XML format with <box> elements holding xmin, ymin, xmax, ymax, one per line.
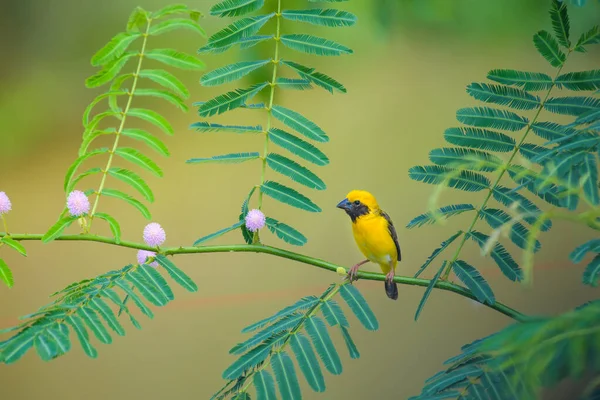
<box><xmin>408</xmin><ymin>165</ymin><xmax>490</xmax><ymax>192</ymax></box>
<box><xmin>456</xmin><ymin>107</ymin><xmax>529</xmax><ymax>131</ymax></box>
<box><xmin>544</xmin><ymin>96</ymin><xmax>600</xmax><ymax>116</ymax></box>
<box><xmin>210</xmin><ymin>0</ymin><xmax>265</xmax><ymax>17</ymax></box>
<box><xmin>271</xmin><ymin>105</ymin><xmax>328</xmax><ymax>142</ymax></box>
<box><xmin>265</xmin><ymin>217</ymin><xmax>307</xmax><ymax>246</ymax></box>
<box><xmin>407</xmin><ymin>204</ymin><xmax>475</xmax><ymax>229</ymax></box>
<box><xmin>280</xmin><ymin>34</ymin><xmax>352</xmax><ymax>56</ymax></box>
<box><xmin>487</xmin><ymin>69</ymin><xmax>553</xmax><ymax>91</ymax></box>
<box><xmin>466</xmin><ymin>83</ymin><xmax>540</xmax><ymax>110</ymax></box>
<box><xmin>198</xmin><ymin>83</ymin><xmax>268</xmax><ymax>117</ymax></box>
<box><xmin>444</xmin><ymin>127</ymin><xmax>515</xmax><ymax>153</ymax></box>
<box><xmin>533</xmin><ymin>30</ymin><xmax>566</xmax><ymax>67</ymax></box>
<box><xmin>281</xmin><ymin>9</ymin><xmax>357</xmax><ymax>27</ymax></box>
<box><xmin>281</xmin><ymin>60</ymin><xmax>346</xmax><ymax>94</ymax></box>
<box><xmin>555</xmin><ymin>70</ymin><xmax>600</xmax><ymax>91</ymax></box>
<box><xmin>261</xmin><ymin>181</ymin><xmax>321</xmax><ymax>212</ymax></box>
<box><xmin>414</xmin><ymin>261</ymin><xmax>447</xmax><ymax>321</ymax></box>
<box><xmin>413</xmin><ymin>231</ymin><xmax>463</xmax><ymax>278</ymax></box>
<box><xmin>266</xmin><ymin>153</ymin><xmax>326</xmax><ymax>190</ymax></box>
<box><xmin>452</xmin><ymin>260</ymin><xmax>495</xmax><ymax>305</ymax></box>
<box><xmin>549</xmin><ymin>0</ymin><xmax>570</xmax><ymax>48</ymax></box>
<box><xmin>206</xmin><ymin>14</ymin><xmax>274</xmax><ymax>49</ymax></box>
<box><xmin>468</xmin><ymin>231</ymin><xmax>523</xmax><ymax>282</ymax></box>
<box><xmin>574</xmin><ymin>26</ymin><xmax>600</xmax><ymax>52</ymax></box>
<box><xmin>268</xmin><ymin>128</ymin><xmax>329</xmax><ymax>166</ymax></box>
<box><xmin>201</xmin><ymin>60</ymin><xmax>271</xmax><ymax>87</ymax></box>
<box><xmin>186</xmin><ymin>152</ymin><xmax>260</xmax><ymax>164</ymax></box>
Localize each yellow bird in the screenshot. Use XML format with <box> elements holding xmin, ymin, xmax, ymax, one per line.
<box><xmin>337</xmin><ymin>190</ymin><xmax>401</xmax><ymax>300</ymax></box>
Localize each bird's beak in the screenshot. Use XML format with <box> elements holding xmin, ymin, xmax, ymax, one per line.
<box><xmin>336</xmin><ymin>198</ymin><xmax>351</xmax><ymax>211</ymax></box>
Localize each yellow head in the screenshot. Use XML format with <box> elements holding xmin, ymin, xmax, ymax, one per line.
<box><xmin>336</xmin><ymin>190</ymin><xmax>379</xmax><ymax>221</ymax></box>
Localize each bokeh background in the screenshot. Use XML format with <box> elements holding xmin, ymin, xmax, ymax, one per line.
<box><xmin>1</xmin><ymin>0</ymin><xmax>599</xmax><ymax>399</ymax></box>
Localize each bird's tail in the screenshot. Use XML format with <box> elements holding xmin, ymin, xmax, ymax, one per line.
<box><xmin>384</xmin><ymin>280</ymin><xmax>398</xmax><ymax>300</ymax></box>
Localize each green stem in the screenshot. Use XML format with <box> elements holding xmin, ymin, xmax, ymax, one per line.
<box><xmin>441</xmin><ymin>55</ymin><xmax>570</xmax><ymax>280</ymax></box>
<box><xmin>0</xmin><ymin>232</ymin><xmax>528</xmax><ymax>322</ymax></box>
<box><xmin>257</xmin><ymin>0</ymin><xmax>282</xmax><ymax>211</ymax></box>
<box><xmin>88</xmin><ymin>18</ymin><xmax>153</xmax><ymax>230</ymax></box>
<box><xmin>1</xmin><ymin>215</ymin><xmax>8</xmax><ymax>235</ymax></box>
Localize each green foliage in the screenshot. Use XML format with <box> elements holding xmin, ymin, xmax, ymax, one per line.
<box><xmin>192</xmin><ymin>0</ymin><xmax>354</xmax><ymax>248</ymax></box>
<box><xmin>0</xmin><ymin>256</ymin><xmax>196</xmax><ymax>363</ymax></box>
<box><xmin>47</xmin><ymin>5</ymin><xmax>204</xmax><ymax>243</ymax></box>
<box><xmin>212</xmin><ymin>283</ymin><xmax>378</xmax><ymax>399</ymax></box>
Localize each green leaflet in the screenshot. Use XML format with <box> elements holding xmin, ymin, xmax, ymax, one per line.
<box><xmin>340</xmin><ymin>326</ymin><xmax>359</xmax><ymax>359</ymax></box>
<box><xmin>241</xmin><ymin>296</ymin><xmax>318</xmax><ymax>333</ymax></box>
<box><xmin>414</xmin><ymin>261</ymin><xmax>447</xmax><ymax>321</ymax></box>
<box><xmin>78</xmin><ymin>307</ymin><xmax>112</xmax><ymax>344</ymax></box>
<box><xmin>443</xmin><ymin>127</ymin><xmax>516</xmax><ymax>153</ymax></box>
<box><xmin>468</xmin><ymin>231</ymin><xmax>523</xmax><ymax>282</ymax></box>
<box><xmin>206</xmin><ymin>14</ymin><xmax>275</xmax><ymax>49</ymax></box>
<box><xmin>0</xmin><ymin>258</ymin><xmax>14</xmax><ymax>288</ymax></box>
<box><xmin>583</xmin><ymin>254</ymin><xmax>600</xmax><ymax>286</ymax></box>
<box><xmin>487</xmin><ymin>69</ymin><xmax>553</xmax><ymax>91</ymax></box>
<box><xmin>151</xmin><ymin>4</ymin><xmax>194</xmax><ymax>19</ymax></box>
<box><xmin>276</xmin><ymin>78</ymin><xmax>312</xmax><ymax>91</ymax></box>
<box><xmin>261</xmin><ymin>181</ymin><xmax>322</xmax><ymax>212</ymax></box>
<box><xmin>121</xmin><ymin>128</ymin><xmax>170</xmax><ymax>156</ymax></box>
<box><xmin>271</xmin><ymin>105</ymin><xmax>328</xmax><ymax>142</ymax></box>
<box><xmin>66</xmin><ymin>315</ymin><xmax>98</xmax><ymax>358</ymax></box>
<box><xmin>155</xmin><ymin>255</ymin><xmax>198</xmax><ymax>292</ymax></box>
<box><xmin>191</xmin><ymin>122</ymin><xmax>263</xmax><ymax>133</ymax></box>
<box><xmin>544</xmin><ymin>96</ymin><xmax>600</xmax><ymax>116</ymax></box>
<box><xmin>114</xmin><ymin>147</ymin><xmax>163</xmax><ymax>177</ymax></box>
<box><xmin>148</xmin><ymin>18</ymin><xmax>206</xmax><ymax>37</ymax></box>
<box><xmin>186</xmin><ymin>152</ymin><xmax>260</xmax><ymax>164</ymax></box>
<box><xmin>134</xmin><ymin>88</ymin><xmax>188</xmax><ymax>112</ymax></box>
<box><xmin>101</xmin><ymin>189</ymin><xmax>151</xmax><ymax>219</ymax></box>
<box><xmin>82</xmin><ymin>91</ymin><xmax>127</xmax><ymax>126</ymax></box>
<box><xmin>137</xmin><ymin>265</ymin><xmax>174</xmax><ymax>301</ymax></box>
<box><xmin>408</xmin><ymin>165</ymin><xmax>490</xmax><ymax>192</ymax></box>
<box><xmin>107</xmin><ymin>168</ymin><xmax>154</xmax><ymax>202</ymax></box>
<box><xmin>194</xmin><ymin>221</ymin><xmax>245</xmax><ymax>246</ymax></box>
<box><xmin>46</xmin><ymin>325</ymin><xmax>71</xmax><ymax>355</ymax></box>
<box><xmin>555</xmin><ymin>70</ymin><xmax>600</xmax><ymax>91</ymax></box>
<box><xmin>452</xmin><ymin>260</ymin><xmax>495</xmax><ymax>305</ymax></box>
<box><xmin>280</xmin><ymin>34</ymin><xmax>352</xmax><ymax>56</ymax></box>
<box><xmin>210</xmin><ymin>0</ymin><xmax>265</xmax><ymax>17</ymax></box>
<box><xmin>145</xmin><ymin>49</ymin><xmax>205</xmax><ymax>70</ymax></box>
<box><xmin>42</xmin><ymin>215</ymin><xmax>79</xmax><ymax>243</ymax></box>
<box><xmin>574</xmin><ymin>26</ymin><xmax>600</xmax><ymax>52</ymax></box>
<box><xmin>91</xmin><ymin>32</ymin><xmax>142</xmax><ymax>66</ymax></box>
<box><xmin>320</xmin><ymin>299</ymin><xmax>349</xmax><ymax>327</ymax></box>
<box><xmin>93</xmin><ymin>213</ymin><xmax>121</xmax><ymax>243</ymax></box>
<box><xmin>268</xmin><ymin>128</ymin><xmax>329</xmax><ymax>166</ymax></box>
<box><xmin>491</xmin><ymin>186</ymin><xmax>552</xmax><ymax>231</ymax></box>
<box><xmin>429</xmin><ymin>147</ymin><xmax>502</xmax><ymax>172</ymax></box>
<box><xmin>115</xmin><ymin>279</ymin><xmax>154</xmax><ymax>318</ymax></box>
<box><xmin>549</xmin><ymin>0</ymin><xmax>570</xmax><ymax>48</ymax></box>
<box><xmin>570</xmin><ymin>238</ymin><xmax>600</xmax><ymax>263</ymax></box>
<box><xmin>125</xmin><ymin>268</ymin><xmax>169</xmax><ymax>306</ymax></box>
<box><xmin>223</xmin><ymin>340</ymin><xmax>274</xmax><ymax>379</ymax></box>
<box><xmin>265</xmin><ymin>217</ymin><xmax>307</xmax><ymax>246</ymax></box>
<box><xmin>339</xmin><ymin>284</ymin><xmax>378</xmax><ymax>331</ymax></box>
<box><xmin>230</xmin><ymin>314</ymin><xmax>302</xmax><ymax>355</ymax></box>
<box><xmin>198</xmin><ymin>35</ymin><xmax>273</xmax><ymax>54</ymax></box>
<box><xmin>3</xmin><ymin>329</ymin><xmax>36</xmax><ymax>363</ymax></box>
<box><xmin>201</xmin><ymin>59</ymin><xmax>271</xmax><ymax>87</ymax></box>
<box><xmin>305</xmin><ymin>316</ymin><xmax>342</xmax><ymax>375</ymax></box>
<box><xmin>1</xmin><ymin>237</ymin><xmax>27</xmax><ymax>256</ymax></box>
<box><xmin>580</xmin><ymin>154</ymin><xmax>599</xmax><ymax>205</ymax></box>
<box><xmin>89</xmin><ymin>297</ymin><xmax>125</xmax><ymax>336</ymax></box>
<box><xmin>86</xmin><ymin>52</ymin><xmax>136</xmax><ymax>88</ymax></box>
<box><xmin>290</xmin><ymin>332</ymin><xmax>326</xmax><ymax>392</ymax></box>
<box><xmin>407</xmin><ymin>204</ymin><xmax>475</xmax><ymax>229</ymax></box>
<box><xmin>266</xmin><ymin>153</ymin><xmax>326</xmax><ymax>190</ymax></box>
<box><xmin>138</xmin><ymin>69</ymin><xmax>190</xmax><ymax>98</ymax></box>
<box><xmin>281</xmin><ymin>60</ymin><xmax>346</xmax><ymax>94</ymax></box>
<box><xmin>456</xmin><ymin>107</ymin><xmax>529</xmax><ymax>131</ymax></box>
<box><xmin>413</xmin><ymin>231</ymin><xmax>463</xmax><ymax>278</ymax></box>
<box><xmin>127</xmin><ymin>108</ymin><xmax>174</xmax><ymax>135</ymax></box>
<box><xmin>466</xmin><ymin>82</ymin><xmax>540</xmax><ymax>110</ymax></box>
<box><xmin>253</xmin><ymin>370</ymin><xmax>277</xmax><ymax>400</ymax></box>
<box><xmin>281</xmin><ymin>9</ymin><xmax>357</xmax><ymax>28</ymax></box>
<box><xmin>533</xmin><ymin>30</ymin><xmax>566</xmax><ymax>67</ymax></box>
<box><xmin>127</xmin><ymin>7</ymin><xmax>148</xmax><ymax>32</ymax></box>
<box><xmin>481</xmin><ymin>208</ymin><xmax>541</xmax><ymax>252</ymax></box>
<box><xmin>272</xmin><ymin>351</ymin><xmax>302</xmax><ymax>400</ymax></box>
<box><xmin>198</xmin><ymin>82</ymin><xmax>268</xmax><ymax>117</ymax></box>
<box><xmin>63</xmin><ymin>147</ymin><xmax>110</xmax><ymax>192</ymax></box>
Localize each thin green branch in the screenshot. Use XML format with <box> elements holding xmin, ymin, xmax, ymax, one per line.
<box><xmin>88</xmin><ymin>17</ymin><xmax>153</xmax><ymax>229</ymax></box>
<box><xmin>1</xmin><ymin>214</ymin><xmax>8</xmax><ymax>235</ymax></box>
<box><xmin>441</xmin><ymin>53</ymin><xmax>571</xmax><ymax>280</ymax></box>
<box><xmin>0</xmin><ymin>232</ymin><xmax>528</xmax><ymax>322</ymax></box>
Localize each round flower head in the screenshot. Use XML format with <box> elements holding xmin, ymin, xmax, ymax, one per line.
<box><xmin>245</xmin><ymin>209</ymin><xmax>266</xmax><ymax>232</ymax></box>
<box><xmin>143</xmin><ymin>222</ymin><xmax>166</xmax><ymax>247</ymax></box>
<box><xmin>137</xmin><ymin>250</ymin><xmax>158</xmax><ymax>268</ymax></box>
<box><xmin>0</xmin><ymin>192</ymin><xmax>12</xmax><ymax>215</ymax></box>
<box><xmin>67</xmin><ymin>190</ymin><xmax>90</xmax><ymax>217</ymax></box>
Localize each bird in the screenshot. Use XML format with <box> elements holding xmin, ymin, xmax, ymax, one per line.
<box><xmin>336</xmin><ymin>190</ymin><xmax>401</xmax><ymax>300</ymax></box>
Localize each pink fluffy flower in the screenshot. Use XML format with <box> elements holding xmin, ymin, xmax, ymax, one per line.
<box><xmin>0</xmin><ymin>192</ymin><xmax>12</xmax><ymax>215</ymax></box>
<box><xmin>245</xmin><ymin>209</ymin><xmax>266</xmax><ymax>232</ymax></box>
<box><xmin>137</xmin><ymin>250</ymin><xmax>158</xmax><ymax>268</ymax></box>
<box><xmin>67</xmin><ymin>190</ymin><xmax>90</xmax><ymax>217</ymax></box>
<box><xmin>143</xmin><ymin>222</ymin><xmax>166</xmax><ymax>247</ymax></box>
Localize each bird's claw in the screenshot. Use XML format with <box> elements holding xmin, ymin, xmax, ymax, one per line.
<box><xmin>347</xmin><ymin>265</ymin><xmax>360</xmax><ymax>283</ymax></box>
<box><xmin>385</xmin><ymin>270</ymin><xmax>395</xmax><ymax>284</ymax></box>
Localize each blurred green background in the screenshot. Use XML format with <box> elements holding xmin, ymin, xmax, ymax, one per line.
<box><xmin>1</xmin><ymin>0</ymin><xmax>599</xmax><ymax>399</ymax></box>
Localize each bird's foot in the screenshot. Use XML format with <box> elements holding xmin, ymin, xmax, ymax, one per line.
<box><xmin>385</xmin><ymin>270</ymin><xmax>395</xmax><ymax>284</ymax></box>
<box><xmin>347</xmin><ymin>264</ymin><xmax>361</xmax><ymax>283</ymax></box>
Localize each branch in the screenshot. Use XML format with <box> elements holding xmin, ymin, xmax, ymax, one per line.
<box><xmin>0</xmin><ymin>232</ymin><xmax>529</xmax><ymax>322</ymax></box>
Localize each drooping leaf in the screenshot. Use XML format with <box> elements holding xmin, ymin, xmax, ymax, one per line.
<box><xmin>1</xmin><ymin>237</ymin><xmax>27</xmax><ymax>257</ymax></box>
<box><xmin>340</xmin><ymin>326</ymin><xmax>360</xmax><ymax>359</ymax></box>
<box><xmin>45</xmin><ymin>325</ymin><xmax>71</xmax><ymax>356</ymax></box>
<box><xmin>148</xmin><ymin>18</ymin><xmax>206</xmax><ymax>37</ymax></box>
<box><xmin>155</xmin><ymin>255</ymin><xmax>198</xmax><ymax>292</ymax></box>
<box><xmin>138</xmin><ymin>69</ymin><xmax>189</xmax><ymax>98</ymax></box>
<box><xmin>487</xmin><ymin>69</ymin><xmax>553</xmax><ymax>91</ymax></box>
<box><xmin>268</xmin><ymin>128</ymin><xmax>329</xmax><ymax>166</ymax></box>
<box><xmin>114</xmin><ymin>148</ymin><xmax>162</xmax><ymax>177</ymax></box>
<box><xmin>201</xmin><ymin>59</ymin><xmax>271</xmax><ymax>87</ymax></box>
<box><xmin>580</xmin><ymin>153</ymin><xmax>599</xmax><ymax>205</ymax></box>
<box><xmin>408</xmin><ymin>165</ymin><xmax>490</xmax><ymax>192</ymax></box>
<box><xmin>121</xmin><ymin>128</ymin><xmax>170</xmax><ymax>156</ymax></box>
<box><xmin>281</xmin><ymin>8</ymin><xmax>357</xmax><ymax>27</ymax></box>
<box><xmin>135</xmin><ymin>88</ymin><xmax>188</xmax><ymax>112</ymax></box>
<box><xmin>468</xmin><ymin>231</ymin><xmax>523</xmax><ymax>282</ymax></box>
<box><xmin>456</xmin><ymin>107</ymin><xmax>529</xmax><ymax>131</ymax></box>
<box><xmin>407</xmin><ymin>204</ymin><xmax>475</xmax><ymax>229</ymax></box>
<box><xmin>194</xmin><ymin>221</ymin><xmax>244</xmax><ymax>246</ymax></box>
<box><xmin>89</xmin><ymin>297</ymin><xmax>125</xmax><ymax>336</ymax></box>
<box><xmin>198</xmin><ymin>82</ymin><xmax>268</xmax><ymax>117</ymax></box>
<box><xmin>570</xmin><ymin>239</ymin><xmax>600</xmax><ymax>263</ymax></box>
<box><xmin>266</xmin><ymin>153</ymin><xmax>326</xmax><ymax>190</ymax></box>
<box><xmin>583</xmin><ymin>254</ymin><xmax>600</xmax><ymax>286</ymax></box>
<box><xmin>444</xmin><ymin>127</ymin><xmax>515</xmax><ymax>153</ymax></box>
<box><xmin>107</xmin><ymin>168</ymin><xmax>154</xmax><ymax>202</ymax></box>
<box><xmin>533</xmin><ymin>30</ymin><xmax>566</xmax><ymax>67</ymax></box>
<box><xmin>429</xmin><ymin>147</ymin><xmax>502</xmax><ymax>172</ymax></box>
<box><xmin>555</xmin><ymin>70</ymin><xmax>600</xmax><ymax>91</ymax></box>
<box><xmin>186</xmin><ymin>152</ymin><xmax>260</xmax><ymax>164</ymax></box>
<box><xmin>114</xmin><ymin>280</ymin><xmax>154</xmax><ymax>318</ymax></box>
<box><xmin>320</xmin><ymin>300</ymin><xmax>348</xmax><ymax>327</ymax></box>
<box><xmin>281</xmin><ymin>60</ymin><xmax>346</xmax><ymax>94</ymax></box>
<box><xmin>452</xmin><ymin>260</ymin><xmax>495</xmax><ymax>305</ymax></box>
<box><xmin>78</xmin><ymin>307</ymin><xmax>112</xmax><ymax>344</ymax></box>
<box><xmin>101</xmin><ymin>189</ymin><xmax>151</xmax><ymax>219</ymax></box>
<box><xmin>128</xmin><ymin>108</ymin><xmax>174</xmax><ymax>135</ymax></box>
<box><xmin>136</xmin><ymin>265</ymin><xmax>174</xmax><ymax>301</ymax></box>
<box><xmin>145</xmin><ymin>49</ymin><xmax>205</xmax><ymax>70</ymax></box>
<box><xmin>210</xmin><ymin>0</ymin><xmax>265</xmax><ymax>18</ymax></box>
<box><xmin>415</xmin><ymin>261</ymin><xmax>447</xmax><ymax>321</ymax></box>
<box><xmin>206</xmin><ymin>14</ymin><xmax>274</xmax><ymax>49</ymax></box>
<box><xmin>261</xmin><ymin>181</ymin><xmax>321</xmax><ymax>212</ymax></box>
<box><xmin>544</xmin><ymin>96</ymin><xmax>600</xmax><ymax>116</ymax></box>
<box><xmin>253</xmin><ymin>370</ymin><xmax>277</xmax><ymax>400</ymax></box>
<box><xmin>305</xmin><ymin>316</ymin><xmax>342</xmax><ymax>375</ymax></box>
<box><xmin>280</xmin><ymin>34</ymin><xmax>352</xmax><ymax>56</ymax></box>
<box><xmin>191</xmin><ymin>121</ymin><xmax>262</xmax><ymax>134</ymax></box>
<box><xmin>93</xmin><ymin>213</ymin><xmax>121</xmax><ymax>244</ymax></box>
<box><xmin>271</xmin><ymin>105</ymin><xmax>328</xmax><ymax>142</ymax></box>
<box><xmin>125</xmin><ymin>268</ymin><xmax>169</xmax><ymax>306</ymax></box>
<box><xmin>42</xmin><ymin>216</ymin><xmax>79</xmax><ymax>243</ymax></box>
<box><xmin>574</xmin><ymin>26</ymin><xmax>600</xmax><ymax>52</ymax></box>
<box><xmin>0</xmin><ymin>259</ymin><xmax>13</xmax><ymax>288</ymax></box>
<box><xmin>265</xmin><ymin>217</ymin><xmax>307</xmax><ymax>246</ymax></box>
<box><xmin>339</xmin><ymin>284</ymin><xmax>378</xmax><ymax>330</ymax></box>
<box><xmin>66</xmin><ymin>315</ymin><xmax>98</xmax><ymax>358</ymax></box>
<box><xmin>413</xmin><ymin>231</ymin><xmax>463</xmax><ymax>278</ymax></box>
<box><xmin>550</xmin><ymin>0</ymin><xmax>570</xmax><ymax>48</ymax></box>
<box><xmin>466</xmin><ymin>83</ymin><xmax>540</xmax><ymax>110</ymax></box>
<box><xmin>272</xmin><ymin>351</ymin><xmax>302</xmax><ymax>400</ymax></box>
<box><xmin>290</xmin><ymin>332</ymin><xmax>326</xmax><ymax>392</ymax></box>
<box><xmin>91</xmin><ymin>32</ymin><xmax>142</xmax><ymax>66</ymax></box>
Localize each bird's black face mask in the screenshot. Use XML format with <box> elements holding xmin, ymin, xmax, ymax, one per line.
<box><xmin>336</xmin><ymin>198</ymin><xmax>370</xmax><ymax>222</ymax></box>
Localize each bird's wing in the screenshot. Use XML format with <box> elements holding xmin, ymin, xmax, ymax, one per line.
<box><xmin>381</xmin><ymin>210</ymin><xmax>401</xmax><ymax>261</ymax></box>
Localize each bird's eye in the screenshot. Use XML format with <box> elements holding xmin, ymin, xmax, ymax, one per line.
<box><xmin>353</xmin><ymin>200</ymin><xmax>360</xmax><ymax>206</ymax></box>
